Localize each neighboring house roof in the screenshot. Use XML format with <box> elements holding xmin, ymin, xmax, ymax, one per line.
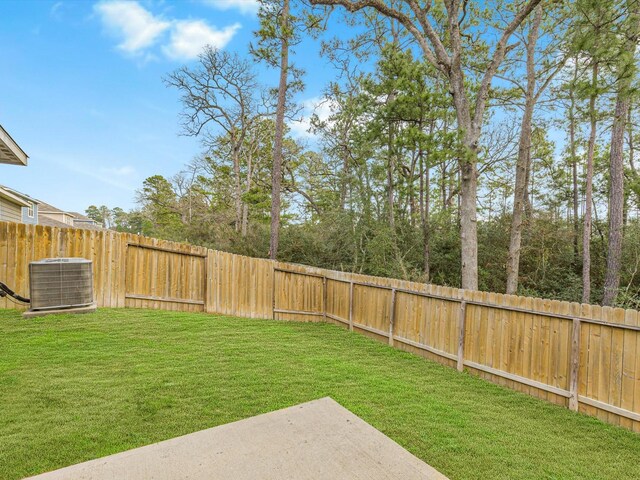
<box><xmin>37</xmin><ymin>200</ymin><xmax>75</xmax><ymax>216</ymax></box>
<box><xmin>0</xmin><ymin>183</ymin><xmax>106</xmax><ymax>231</ymax></box>
<box><xmin>38</xmin><ymin>202</ymin><xmax>105</xmax><ymax>230</ymax></box>
<box><xmin>38</xmin><ymin>212</ymin><xmax>105</xmax><ymax>231</ymax></box>
<box><xmin>0</xmin><ymin>185</ymin><xmax>38</xmax><ymax>204</ymax></box>
<box><xmin>0</xmin><ymin>185</ymin><xmax>30</xmax><ymax>207</ymax></box>
<box><xmin>70</xmin><ymin>211</ymin><xmax>97</xmax><ymax>223</ymax></box>
<box><xmin>0</xmin><ymin>124</ymin><xmax>28</xmax><ymax>166</ymax></box>
<box><xmin>73</xmin><ymin>221</ymin><xmax>104</xmax><ymax>231</ymax></box>
<box><xmin>37</xmin><ymin>216</ymin><xmax>71</xmax><ymax>228</ymax></box>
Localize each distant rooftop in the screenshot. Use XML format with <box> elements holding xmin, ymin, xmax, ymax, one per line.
<box><xmin>0</xmin><ymin>185</ymin><xmax>30</xmax><ymax>207</ymax></box>
<box><xmin>0</xmin><ymin>185</ymin><xmax>38</xmax><ymax>204</ymax></box>
<box><xmin>72</xmin><ymin>221</ymin><xmax>104</xmax><ymax>231</ymax></box>
<box><xmin>0</xmin><ymin>124</ymin><xmax>28</xmax><ymax>166</ymax></box>
<box><xmin>70</xmin><ymin>211</ymin><xmax>95</xmax><ymax>222</ymax></box>
<box><xmin>37</xmin><ymin>200</ymin><xmax>74</xmax><ymax>216</ymax></box>
<box><xmin>38</xmin><ymin>212</ymin><xmax>104</xmax><ymax>231</ymax></box>
<box><xmin>37</xmin><ymin>216</ymin><xmax>70</xmax><ymax>229</ymax></box>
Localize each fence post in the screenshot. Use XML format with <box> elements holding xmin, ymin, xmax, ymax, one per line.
<box><xmin>457</xmin><ymin>301</ymin><xmax>467</xmax><ymax>372</ymax></box>
<box><xmin>388</xmin><ymin>288</ymin><xmax>397</xmax><ymax>346</ymax></box>
<box><xmin>569</xmin><ymin>318</ymin><xmax>581</xmax><ymax>411</ymax></box>
<box><xmin>348</xmin><ymin>281</ymin><xmax>354</xmax><ymax>332</ymax></box>
<box><xmin>322</xmin><ymin>276</ymin><xmax>327</xmax><ymax>322</ymax></box>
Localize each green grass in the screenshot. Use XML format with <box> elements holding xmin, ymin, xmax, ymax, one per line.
<box><xmin>1</xmin><ymin>309</ymin><xmax>639</xmax><ymax>479</ymax></box>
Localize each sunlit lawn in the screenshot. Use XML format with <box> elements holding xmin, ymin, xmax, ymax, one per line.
<box><xmin>1</xmin><ymin>308</ymin><xmax>639</xmax><ymax>479</ymax></box>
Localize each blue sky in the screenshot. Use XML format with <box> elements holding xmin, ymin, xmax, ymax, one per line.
<box><xmin>0</xmin><ymin>0</ymin><xmax>334</xmax><ymax>211</ymax></box>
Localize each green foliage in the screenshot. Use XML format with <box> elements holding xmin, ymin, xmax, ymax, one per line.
<box><xmin>84</xmin><ymin>205</ymin><xmax>103</xmax><ymax>225</ymax></box>
<box><xmin>251</xmin><ymin>0</ymin><xmax>321</xmax><ymax>95</ymax></box>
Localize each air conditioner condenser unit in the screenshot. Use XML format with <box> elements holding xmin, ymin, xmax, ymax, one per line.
<box><xmin>23</xmin><ymin>258</ymin><xmax>97</xmax><ymax>318</ymax></box>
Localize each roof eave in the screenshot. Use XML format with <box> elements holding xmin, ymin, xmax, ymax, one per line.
<box><xmin>40</xmin><ymin>210</ymin><xmax>75</xmax><ymax>218</ymax></box>
<box><xmin>0</xmin><ymin>188</ymin><xmax>30</xmax><ymax>207</ymax></box>
<box><xmin>0</xmin><ymin>125</ymin><xmax>28</xmax><ymax>166</ymax></box>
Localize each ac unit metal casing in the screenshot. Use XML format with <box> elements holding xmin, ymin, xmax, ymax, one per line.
<box><xmin>28</xmin><ymin>258</ymin><xmax>95</xmax><ymax>311</ymax></box>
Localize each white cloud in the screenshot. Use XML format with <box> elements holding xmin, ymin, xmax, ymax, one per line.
<box><xmin>202</xmin><ymin>0</ymin><xmax>259</xmax><ymax>15</ymax></box>
<box><xmin>163</xmin><ymin>20</ymin><xmax>241</xmax><ymax>60</ymax></box>
<box><xmin>95</xmin><ymin>1</ymin><xmax>241</xmax><ymax>61</ymax></box>
<box><xmin>94</xmin><ymin>1</ymin><xmax>170</xmax><ymax>54</ymax></box>
<box><xmin>50</xmin><ymin>1</ymin><xmax>65</xmax><ymax>20</ymax></box>
<box><xmin>289</xmin><ymin>97</ymin><xmax>336</xmax><ymax>139</ymax></box>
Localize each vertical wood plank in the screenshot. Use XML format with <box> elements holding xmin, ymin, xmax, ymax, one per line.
<box><xmin>0</xmin><ymin>222</ymin><xmax>9</xmax><ymax>309</ymax></box>
<box><xmin>272</xmin><ymin>266</ymin><xmax>277</xmax><ymax>320</ymax></box>
<box><xmin>620</xmin><ymin>309</ymin><xmax>637</xmax><ymax>430</ymax></box>
<box><xmin>457</xmin><ymin>300</ymin><xmax>467</xmax><ymax>372</ymax></box>
<box><xmin>388</xmin><ymin>288</ymin><xmax>396</xmax><ymax>346</ymax></box>
<box><xmin>322</xmin><ymin>276</ymin><xmax>327</xmax><ymax>322</ymax></box>
<box><xmin>569</xmin><ymin>318</ymin><xmax>581</xmax><ymax>411</ymax></box>
<box><xmin>608</xmin><ymin>307</ymin><xmax>625</xmax><ymax>425</ymax></box>
<box><xmin>348</xmin><ymin>281</ymin><xmax>354</xmax><ymax>332</ymax></box>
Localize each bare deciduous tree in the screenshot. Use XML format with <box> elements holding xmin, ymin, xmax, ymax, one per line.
<box><xmin>165</xmin><ymin>47</ymin><xmax>268</xmax><ymax>236</ymax></box>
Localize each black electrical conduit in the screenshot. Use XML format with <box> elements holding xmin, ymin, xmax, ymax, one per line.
<box><xmin>0</xmin><ymin>281</ymin><xmax>30</xmax><ymax>304</ymax></box>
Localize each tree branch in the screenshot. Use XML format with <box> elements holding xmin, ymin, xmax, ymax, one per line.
<box><xmin>309</xmin><ymin>0</ymin><xmax>445</xmax><ymax>71</ymax></box>
<box><xmin>472</xmin><ymin>0</ymin><xmax>544</xmax><ymax>128</ymax></box>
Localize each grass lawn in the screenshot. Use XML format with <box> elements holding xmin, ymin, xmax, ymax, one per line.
<box><xmin>1</xmin><ymin>308</ymin><xmax>639</xmax><ymax>479</ymax></box>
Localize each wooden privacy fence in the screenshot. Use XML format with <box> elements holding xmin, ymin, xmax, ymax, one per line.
<box><xmin>1</xmin><ymin>220</ymin><xmax>640</xmax><ymax>432</ymax></box>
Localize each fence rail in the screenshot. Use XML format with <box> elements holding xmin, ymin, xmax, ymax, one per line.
<box><xmin>1</xmin><ymin>220</ymin><xmax>640</xmax><ymax>432</ymax></box>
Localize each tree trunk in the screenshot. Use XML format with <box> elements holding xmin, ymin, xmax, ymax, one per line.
<box><xmin>603</xmin><ymin>97</ymin><xmax>630</xmax><ymax>305</ymax></box>
<box><xmin>603</xmin><ymin>6</ymin><xmax>640</xmax><ymax>306</ymax></box>
<box><xmin>241</xmin><ymin>152</ymin><xmax>253</xmax><ymax>237</ymax></box>
<box><xmin>409</xmin><ymin>151</ymin><xmax>417</xmax><ymax>227</ymax></box>
<box><xmin>505</xmin><ymin>106</ymin><xmax>534</xmax><ymax>294</ymax></box>
<box><xmin>339</xmin><ymin>145</ymin><xmax>349</xmax><ymax>211</ymax></box>
<box><xmin>387</xmin><ymin>93</ymin><xmax>396</xmax><ymax>230</ymax></box>
<box><xmin>524</xmin><ymin>155</ymin><xmax>534</xmax><ymax>218</ymax></box>
<box><xmin>626</xmin><ymin>107</ymin><xmax>635</xmax><ymax>225</ymax></box>
<box><xmin>441</xmin><ymin>161</ymin><xmax>447</xmax><ymax>210</ymax></box>
<box><xmin>423</xmin><ymin>156</ymin><xmax>431</xmax><ymax>281</ymax></box>
<box><xmin>451</xmin><ymin>74</ymin><xmax>479</xmax><ymax>290</ymax></box>
<box><xmin>269</xmin><ymin>0</ymin><xmax>290</xmax><ymax>260</ymax></box>
<box><xmin>582</xmin><ymin>62</ymin><xmax>598</xmax><ymax>304</ymax></box>
<box><xmin>232</xmin><ymin>140</ymin><xmax>242</xmax><ymax>233</ymax></box>
<box><xmin>569</xmin><ymin>60</ymin><xmax>580</xmax><ymax>270</ymax></box>
<box><xmin>419</xmin><ymin>144</ymin><xmax>430</xmax><ymax>281</ymax></box>
<box><xmin>459</xmin><ymin>152</ymin><xmax>478</xmax><ymax>290</ymax></box>
<box><xmin>506</xmin><ymin>7</ymin><xmax>541</xmax><ymax>295</ymax></box>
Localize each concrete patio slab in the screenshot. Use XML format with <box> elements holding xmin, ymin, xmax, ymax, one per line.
<box><xmin>25</xmin><ymin>397</ymin><xmax>448</xmax><ymax>480</ymax></box>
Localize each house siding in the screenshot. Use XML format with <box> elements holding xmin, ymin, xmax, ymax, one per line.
<box><xmin>41</xmin><ymin>212</ymin><xmax>74</xmax><ymax>225</ymax></box>
<box><xmin>21</xmin><ymin>203</ymin><xmax>38</xmax><ymax>225</ymax></box>
<box><xmin>0</xmin><ymin>197</ymin><xmax>22</xmax><ymax>223</ymax></box>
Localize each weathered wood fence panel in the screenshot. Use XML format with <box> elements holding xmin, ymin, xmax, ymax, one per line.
<box><xmin>124</xmin><ymin>241</ymin><xmax>207</xmax><ymax>311</ymax></box>
<box><xmin>1</xmin><ymin>220</ymin><xmax>639</xmax><ymax>432</ymax></box>
<box><xmin>209</xmin><ymin>251</ymin><xmax>273</xmax><ymax>319</ymax></box>
<box><xmin>273</xmin><ymin>268</ymin><xmax>324</xmax><ymax>321</ymax></box>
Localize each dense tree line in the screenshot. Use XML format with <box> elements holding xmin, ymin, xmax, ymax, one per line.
<box><xmin>87</xmin><ymin>0</ymin><xmax>640</xmax><ymax>308</ymax></box>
